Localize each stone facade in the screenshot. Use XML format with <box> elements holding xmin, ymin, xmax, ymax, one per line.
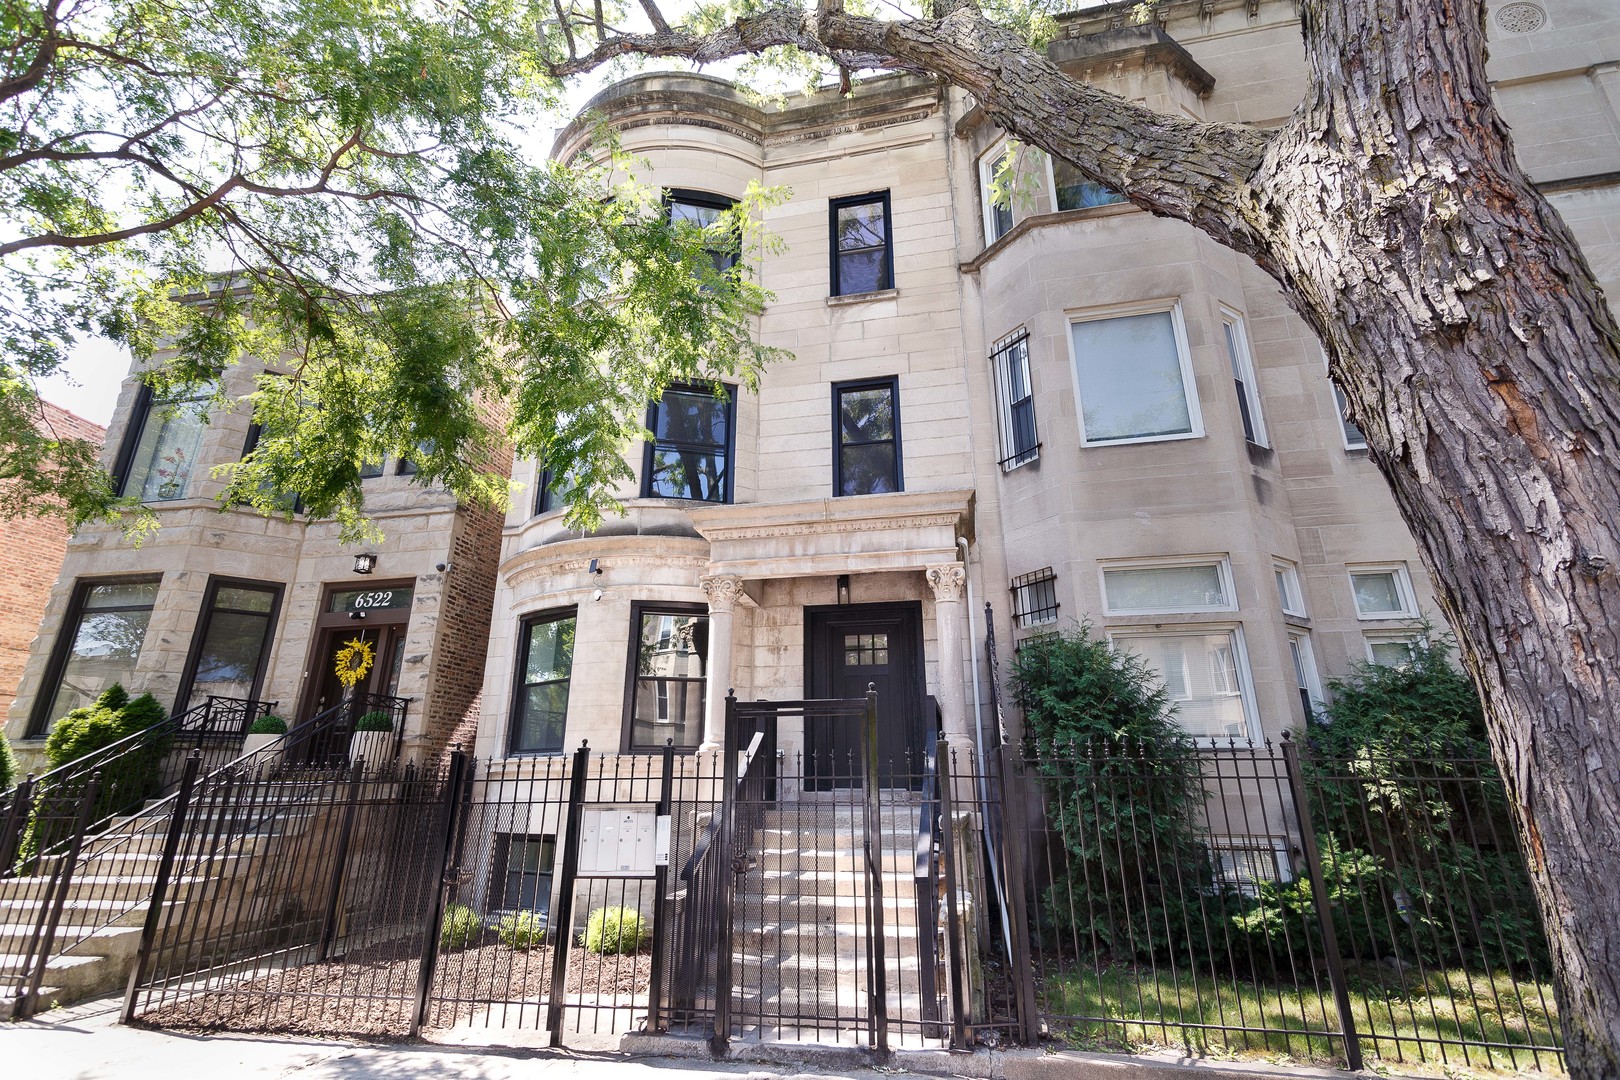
<box><xmin>474</xmin><ymin>0</ymin><xmax>1620</xmax><ymax>772</ymax></box>
<box><xmin>0</xmin><ymin>402</ymin><xmax>105</xmax><ymax>722</ymax></box>
<box><xmin>3</xmin><ymin>356</ymin><xmax>511</xmax><ymax>774</ymax></box>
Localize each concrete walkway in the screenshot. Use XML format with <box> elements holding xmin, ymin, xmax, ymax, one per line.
<box><xmin>5</xmin><ymin>994</ymin><xmax>1358</xmax><ymax>1080</ymax></box>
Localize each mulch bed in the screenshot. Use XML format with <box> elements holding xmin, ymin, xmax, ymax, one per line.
<box><xmin>137</xmin><ymin>936</ymin><xmax>653</xmax><ymax>1039</ymax></box>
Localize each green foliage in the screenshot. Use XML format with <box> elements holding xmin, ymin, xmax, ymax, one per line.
<box><xmin>355</xmin><ymin>710</ymin><xmax>393</xmax><ymax>733</ymax></box>
<box><xmin>0</xmin><ymin>731</ymin><xmax>16</xmax><ymax>792</ymax></box>
<box><xmin>440</xmin><ymin>903</ymin><xmax>484</xmax><ymax>950</ymax></box>
<box><xmin>496</xmin><ymin>910</ymin><xmax>548</xmax><ymax>950</ymax></box>
<box><xmin>1</xmin><ymin>0</ymin><xmax>787</xmax><ymax>542</ymax></box>
<box><xmin>249</xmin><ymin>714</ymin><xmax>288</xmax><ymax>736</ymax></box>
<box><xmin>1012</xmin><ymin>624</ymin><xmax>1215</xmax><ymax>964</ymax></box>
<box><xmin>584</xmin><ymin>906</ymin><xmax>650</xmax><ymax>954</ymax></box>
<box><xmin>43</xmin><ymin>685</ymin><xmax>164</xmax><ymax>769</ymax></box>
<box><xmin>1313</xmin><ymin>636</ymin><xmax>1486</xmax><ymax>755</ymax></box>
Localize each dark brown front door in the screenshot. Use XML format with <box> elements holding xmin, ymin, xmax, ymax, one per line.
<box><xmin>299</xmin><ymin>581</ymin><xmax>414</xmax><ymax>722</ymax></box>
<box><xmin>806</xmin><ymin>602</ymin><xmax>925</xmax><ymax>789</ymax></box>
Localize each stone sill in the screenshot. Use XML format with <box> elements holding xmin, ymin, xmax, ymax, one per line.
<box><xmin>826</xmin><ymin>288</ymin><xmax>899</xmax><ymax>308</ymax></box>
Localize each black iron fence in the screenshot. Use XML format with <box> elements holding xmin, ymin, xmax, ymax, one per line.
<box><xmin>969</xmin><ymin>735</ymin><xmax>1562</xmax><ymax>1073</ymax></box>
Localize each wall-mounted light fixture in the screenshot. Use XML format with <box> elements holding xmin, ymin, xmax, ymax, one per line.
<box><xmin>352</xmin><ymin>552</ymin><xmax>378</xmax><ymax>575</ymax></box>
<box><xmin>837</xmin><ymin>574</ymin><xmax>851</xmax><ymax>606</ymax></box>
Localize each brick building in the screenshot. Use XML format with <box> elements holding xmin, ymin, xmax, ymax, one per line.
<box><xmin>0</xmin><ymin>401</ymin><xmax>105</xmax><ymax>722</ymax></box>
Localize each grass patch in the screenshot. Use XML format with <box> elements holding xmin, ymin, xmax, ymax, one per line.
<box><xmin>1041</xmin><ymin>962</ymin><xmax>1562</xmax><ymax>1075</ymax></box>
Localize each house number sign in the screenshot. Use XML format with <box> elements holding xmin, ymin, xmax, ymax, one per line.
<box><xmin>329</xmin><ymin>587</ymin><xmax>414</xmax><ymax>614</ymax></box>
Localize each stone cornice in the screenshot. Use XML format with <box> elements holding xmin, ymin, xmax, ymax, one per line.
<box><xmin>501</xmin><ymin>533</ymin><xmax>711</xmax><ymax>588</ymax></box>
<box><xmin>686</xmin><ymin>489</ymin><xmax>975</xmax><ymax>544</ymax></box>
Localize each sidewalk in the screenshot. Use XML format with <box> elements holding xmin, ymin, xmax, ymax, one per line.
<box><xmin>5</xmin><ymin>994</ymin><xmax>1358</xmax><ymax>1080</ymax></box>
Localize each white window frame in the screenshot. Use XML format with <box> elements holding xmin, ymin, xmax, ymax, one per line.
<box><xmin>991</xmin><ymin>328</ymin><xmax>1039</xmax><ymax>471</ymax></box>
<box><xmin>1067</xmin><ymin>299</ymin><xmax>1204</xmax><ymax>448</ymax></box>
<box><xmin>1324</xmin><ymin>347</ymin><xmax>1368</xmax><ymax>450</ymax></box>
<box><xmin>1365</xmin><ymin>631</ymin><xmax>1427</xmax><ymax>667</ymax></box>
<box><xmin>1273</xmin><ymin>558</ymin><xmax>1307</xmax><ymax>618</ymax></box>
<box><xmin>979</xmin><ymin>140</ymin><xmax>1015</xmax><ymax>246</ymax></box>
<box><xmin>1287</xmin><ymin>632</ymin><xmax>1324</xmax><ymax>722</ymax></box>
<box><xmin>1099</xmin><ymin>555</ymin><xmax>1236</xmax><ymax>616</ymax></box>
<box><xmin>1208</xmin><ymin>836</ymin><xmax>1293</xmax><ymax>894</ymax></box>
<box><xmin>1220</xmin><ymin>306</ymin><xmax>1268</xmax><ymax>448</ymax></box>
<box><xmin>1107</xmin><ymin>624</ymin><xmax>1263</xmax><ymax>744</ymax></box>
<box><xmin>1348</xmin><ymin>563</ymin><xmax>1419</xmax><ymax>620</ymax></box>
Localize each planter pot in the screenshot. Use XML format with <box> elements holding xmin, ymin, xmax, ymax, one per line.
<box><xmin>241</xmin><ymin>732</ymin><xmax>284</xmax><ymax>770</ymax></box>
<box><xmin>350</xmin><ymin>729</ymin><xmax>395</xmax><ymax>768</ymax></box>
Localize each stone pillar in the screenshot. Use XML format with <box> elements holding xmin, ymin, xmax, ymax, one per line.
<box><xmin>700</xmin><ymin>575</ymin><xmax>744</xmax><ymax>752</ymax></box>
<box><xmin>926</xmin><ymin>563</ymin><xmax>970</xmax><ymax>741</ymax></box>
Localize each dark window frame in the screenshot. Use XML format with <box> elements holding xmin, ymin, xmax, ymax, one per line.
<box><xmin>992</xmin><ymin>333</ymin><xmax>1040</xmax><ymax>470</ymax></box>
<box><xmin>828</xmin><ymin>191</ymin><xmax>894</xmax><ymax>297</ymax></box>
<box><xmin>489</xmin><ymin>832</ymin><xmax>557</xmax><ymax>915</ymax></box>
<box><xmin>28</xmin><ymin>574</ymin><xmax>164</xmax><ymax>737</ymax></box>
<box><xmin>175</xmin><ymin>576</ymin><xmax>284</xmax><ymax>711</ymax></box>
<box><xmin>622</xmin><ymin>600</ymin><xmax>709</xmax><ymax>753</ymax></box>
<box><xmin>534</xmin><ymin>467</ymin><xmax>561</xmax><ymax>516</ymax></box>
<box><xmin>665</xmin><ymin>188</ymin><xmax>740</xmax><ymax>273</ymax></box>
<box><xmin>238</xmin><ymin>422</ymin><xmax>301</xmax><ymax>512</ymax></box>
<box><xmin>640</xmin><ymin>383</ymin><xmax>737</xmax><ymax>504</ymax></box>
<box><xmin>114</xmin><ymin>381</ymin><xmax>212</xmax><ymax>501</ymax></box>
<box><xmin>832</xmin><ymin>376</ymin><xmax>904</xmax><ymax>497</ymax></box>
<box><xmin>508</xmin><ymin>607</ymin><xmax>578</xmax><ymax>756</ymax></box>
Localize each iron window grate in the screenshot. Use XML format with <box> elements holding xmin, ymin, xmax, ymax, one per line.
<box><xmin>1010</xmin><ymin>567</ymin><xmax>1060</xmax><ymax>627</ymax></box>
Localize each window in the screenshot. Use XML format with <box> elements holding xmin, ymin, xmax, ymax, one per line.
<box><xmin>493</xmin><ymin>834</ymin><xmax>555</xmax><ymax>915</ymax></box>
<box><xmin>1069</xmin><ymin>304</ymin><xmax>1202</xmax><ymax>445</ymax></box>
<box><xmin>1101</xmin><ymin>558</ymin><xmax>1234</xmax><ymax>615</ymax></box>
<box><xmin>1349</xmin><ymin>565</ymin><xmax>1418</xmax><ymax>619</ymax></box>
<box><xmin>643</xmin><ymin>385</ymin><xmax>734</xmax><ymax>502</ymax></box>
<box><xmin>510</xmin><ymin>611</ymin><xmax>576</xmax><ymax>754</ymax></box>
<box><xmin>667</xmin><ymin>189</ymin><xmax>739</xmax><ymax>274</ymax></box>
<box><xmin>115</xmin><ymin>383</ymin><xmax>211</xmax><ymax>501</ymax></box>
<box><xmin>178</xmin><ymin>579</ymin><xmax>281</xmax><ymax>711</ymax></box>
<box><xmin>628</xmin><ymin>607</ymin><xmax>708</xmax><ymax>750</ymax></box>
<box><xmin>829</xmin><ymin>192</ymin><xmax>893</xmax><ymax>296</ymax></box>
<box><xmin>1288</xmin><ymin>633</ymin><xmax>1323</xmax><ymax>722</ymax></box>
<box><xmin>31</xmin><ymin>577</ymin><xmax>161</xmax><ymax>735</ymax></box>
<box><xmin>992</xmin><ymin>332</ymin><xmax>1039</xmax><ymax>470</ymax></box>
<box><xmin>1209</xmin><ymin>837</ymin><xmax>1292</xmax><ymax>894</ymax></box>
<box><xmin>980</xmin><ymin>144</ymin><xmax>1015</xmax><ymax>244</ymax></box>
<box><xmin>358</xmin><ymin>459</ymin><xmax>385</xmax><ymax>479</ymax></box>
<box><xmin>1366</xmin><ymin>632</ymin><xmax>1425</xmax><ymax>668</ymax></box>
<box><xmin>1112</xmin><ymin>628</ymin><xmax>1259</xmax><ymax>741</ymax></box>
<box><xmin>1273</xmin><ymin>560</ymin><xmax>1307</xmax><ymax>617</ymax></box>
<box><xmin>396</xmin><ymin>439</ymin><xmax>435</xmax><ymax>476</ymax></box>
<box><xmin>238</xmin><ymin>422</ymin><xmax>299</xmax><ymax>511</ymax></box>
<box><xmin>834</xmin><ymin>377</ymin><xmax>902</xmax><ymax>496</ymax></box>
<box><xmin>534</xmin><ymin>466</ymin><xmax>571</xmax><ymax>515</ymax></box>
<box><xmin>1050</xmin><ymin>156</ymin><xmax>1128</xmax><ymax>211</ymax></box>
<box><xmin>1011</xmin><ymin>567</ymin><xmax>1060</xmax><ymax>628</ymax></box>
<box><xmin>1333</xmin><ymin>385</ymin><xmax>1369</xmax><ymax>449</ymax></box>
<box><xmin>1220</xmin><ymin>309</ymin><xmax>1268</xmax><ymax>447</ymax></box>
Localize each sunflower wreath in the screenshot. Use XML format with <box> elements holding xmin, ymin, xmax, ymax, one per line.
<box><xmin>333</xmin><ymin>637</ymin><xmax>376</xmax><ymax>689</ymax></box>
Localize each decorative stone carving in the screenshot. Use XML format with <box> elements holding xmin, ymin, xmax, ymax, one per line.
<box><xmin>1495</xmin><ymin>2</ymin><xmax>1546</xmax><ymax>34</ymax></box>
<box><xmin>926</xmin><ymin>564</ymin><xmax>967</xmax><ymax>603</ymax></box>
<box><xmin>701</xmin><ymin>575</ymin><xmax>746</xmax><ymax>613</ymax></box>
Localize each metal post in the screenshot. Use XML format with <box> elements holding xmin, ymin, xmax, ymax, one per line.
<box><xmin>410</xmin><ymin>748</ymin><xmax>468</xmax><ymax>1037</ymax></box>
<box><xmin>936</xmin><ymin>737</ymin><xmax>969</xmax><ymax>1050</ymax></box>
<box><xmin>317</xmin><ymin>758</ymin><xmax>367</xmax><ymax>961</ymax></box>
<box><xmin>997</xmin><ymin>744</ymin><xmax>1042</xmax><ymax>1046</ymax></box>
<box><xmin>647</xmin><ymin>740</ymin><xmax>676</xmax><ymax>1033</ymax></box>
<box><xmin>18</xmin><ymin>770</ymin><xmax>103</xmax><ymax>1020</ymax></box>
<box><xmin>545</xmin><ymin>742</ymin><xmax>591</xmax><ymax>1047</ymax></box>
<box><xmin>861</xmin><ymin>685</ymin><xmax>889</xmax><ymax>1055</ymax></box>
<box><xmin>710</xmin><ymin>695</ymin><xmax>739</xmax><ymax>1056</ymax></box>
<box><xmin>122</xmin><ymin>751</ymin><xmax>202</xmax><ymax>1023</ymax></box>
<box><xmin>1281</xmin><ymin>733</ymin><xmax>1363</xmax><ymax>1071</ymax></box>
<box><xmin>0</xmin><ymin>774</ymin><xmax>34</xmax><ymax>877</ymax></box>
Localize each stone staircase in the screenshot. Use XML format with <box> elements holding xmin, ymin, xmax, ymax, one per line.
<box><xmin>728</xmin><ymin>796</ymin><xmax>944</xmax><ymax>1046</ymax></box>
<box><xmin>0</xmin><ymin>783</ymin><xmax>330</xmax><ymax>1020</ymax></box>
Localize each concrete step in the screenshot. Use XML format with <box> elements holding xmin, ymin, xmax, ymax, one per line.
<box><xmin>0</xmin><ymin>923</ymin><xmax>142</xmax><ymax>961</ymax></box>
<box><xmin>0</xmin><ymin>895</ymin><xmax>181</xmax><ymax>927</ymax></box>
<box><xmin>0</xmin><ymin>952</ymin><xmax>112</xmax><ymax>998</ymax></box>
<box><xmin>0</xmin><ymin>873</ymin><xmax>217</xmax><ymax>905</ymax></box>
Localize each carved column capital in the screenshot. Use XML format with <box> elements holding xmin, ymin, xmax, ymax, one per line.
<box><xmin>701</xmin><ymin>575</ymin><xmax>746</xmax><ymax>614</ymax></box>
<box><xmin>926</xmin><ymin>563</ymin><xmax>967</xmax><ymax>603</ymax></box>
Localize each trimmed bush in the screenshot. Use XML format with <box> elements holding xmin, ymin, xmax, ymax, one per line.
<box><xmin>440</xmin><ymin>902</ymin><xmax>483</xmax><ymax>950</ymax></box>
<box><xmin>0</xmin><ymin>731</ymin><xmax>16</xmax><ymax>792</ymax></box>
<box><xmin>496</xmin><ymin>910</ymin><xmax>547</xmax><ymax>950</ymax></box>
<box><xmin>355</xmin><ymin>710</ymin><xmax>393</xmax><ymax>732</ymax></box>
<box><xmin>249</xmin><ymin>714</ymin><xmax>289</xmax><ymax>735</ymax></box>
<box><xmin>584</xmin><ymin>906</ymin><xmax>650</xmax><ymax>954</ymax></box>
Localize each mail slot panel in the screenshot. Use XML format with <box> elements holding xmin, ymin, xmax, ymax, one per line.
<box><xmin>577</xmin><ymin>806</ymin><xmax>657</xmax><ymax>877</ymax></box>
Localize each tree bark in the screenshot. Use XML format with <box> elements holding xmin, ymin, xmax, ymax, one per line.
<box><xmin>549</xmin><ymin>1</ymin><xmax>1620</xmax><ymax>1071</ymax></box>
